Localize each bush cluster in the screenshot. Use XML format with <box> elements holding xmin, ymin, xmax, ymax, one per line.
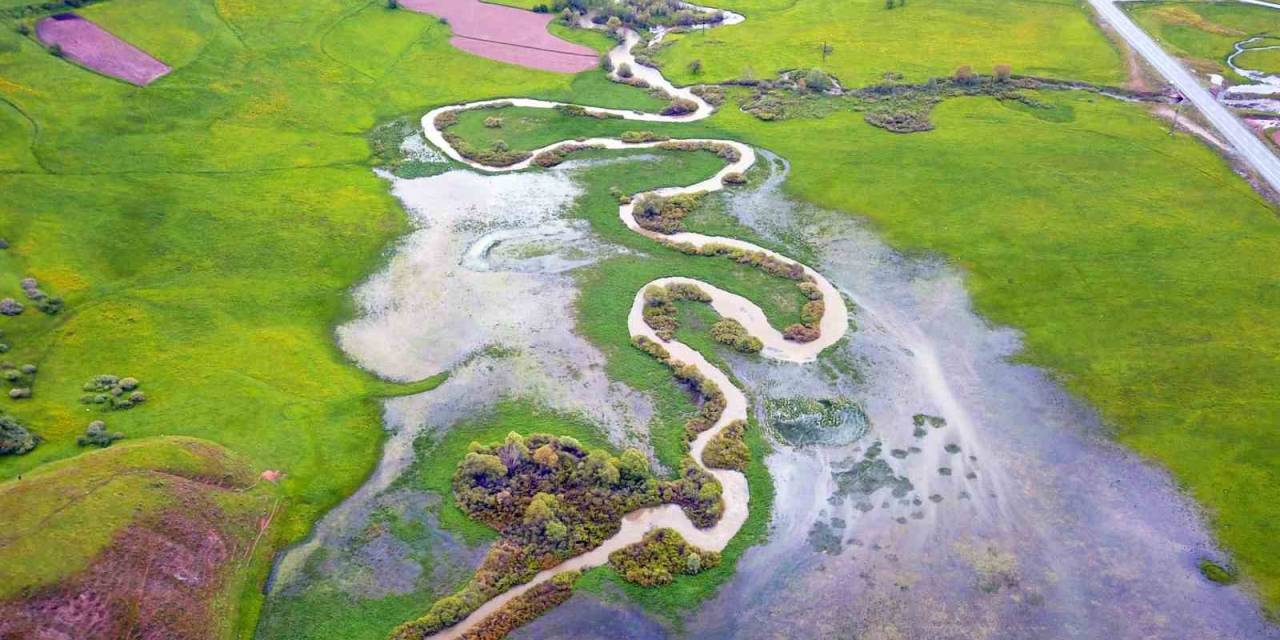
<box><xmin>656</xmin><ymin>139</ymin><xmax>740</xmax><ymax>163</ymax></box>
<box><xmin>77</xmin><ymin>420</ymin><xmax>123</xmax><ymax>448</ymax></box>
<box><xmin>435</xmin><ymin>104</ymin><xmax>532</xmax><ymax>167</ymax></box>
<box><xmin>641</xmin><ymin>282</ymin><xmax>711</xmax><ymax>339</ymax></box>
<box><xmin>709</xmin><ymin>318</ymin><xmax>762</xmax><ymax>353</ymax></box>
<box><xmin>0</xmin><ymin>413</ymin><xmax>37</xmax><ymax>455</ymax></box>
<box><xmin>482</xmin><ymin>116</ymin><xmax>503</xmax><ymax>128</ymax></box>
<box><xmin>572</xmin><ymin>0</ymin><xmax>725</xmax><ymax>31</ymax></box>
<box><xmin>690</xmin><ymin>84</ymin><xmax>725</xmax><ymax>106</ymax></box>
<box><xmin>79</xmin><ymin>374</ymin><xmax>146</xmax><ymax>410</ymax></box>
<box><xmin>632</xmin><ymin>192</ymin><xmax>703</xmax><ymax>234</ymax></box>
<box><xmin>0</xmin><ymin>298</ymin><xmax>23</xmax><ymax>316</ymax></box>
<box><xmin>661</xmin><ymin>97</ymin><xmax>699</xmax><ymax>116</ymax></box>
<box><xmin>3</xmin><ymin>360</ymin><xmax>36</xmax><ymax>400</ymax></box>
<box><xmin>660</xmin><ymin>457</ymin><xmax>724</xmax><ymax>527</ymax></box>
<box><xmin>667</xmin><ymin>241</ymin><xmax>805</xmax><ymax>281</ymax></box>
<box><xmin>608</xmin><ymin>528</ymin><xmax>720</xmax><ymax>586</ymax></box>
<box><xmin>702</xmin><ymin>420</ymin><xmax>750</xmax><ymax>470</ymax></box>
<box><xmin>532</xmin><ymin>143</ymin><xmax>598</xmax><ymax>168</ymax></box>
<box><xmin>0</xmin><ymin>0</ymin><xmax>105</xmax><ymax>19</ymax></box>
<box><xmin>19</xmin><ymin>277</ymin><xmax>63</xmax><ymax>315</ymax></box>
<box><xmin>720</xmin><ymin>171</ymin><xmax>746</xmax><ymax>186</ymax></box>
<box><xmin>620</xmin><ymin>130</ymin><xmax>668</xmax><ymax>144</ymax></box>
<box><xmin>655</xmin><ymin>240</ymin><xmax>827</xmax><ymax>343</ymax></box>
<box><xmin>554</xmin><ymin>104</ymin><xmax>621</xmax><ymax>120</ymax></box>
<box><xmin>630</xmin><ymin>335</ymin><xmax>725</xmax><ymax>439</ymax></box>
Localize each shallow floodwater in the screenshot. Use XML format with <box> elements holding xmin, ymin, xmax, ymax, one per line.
<box><xmin>516</xmin><ymin>153</ymin><xmax>1280</xmax><ymax>639</ymax></box>
<box><xmin>261</xmin><ymin>160</ymin><xmax>659</xmax><ymax>630</ymax></box>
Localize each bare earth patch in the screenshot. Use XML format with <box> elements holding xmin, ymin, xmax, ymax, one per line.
<box><xmin>0</xmin><ymin>496</ymin><xmax>255</xmax><ymax>639</ymax></box>
<box><xmin>399</xmin><ymin>0</ymin><xmax>596</xmax><ymax>73</ymax></box>
<box><xmin>36</xmin><ymin>14</ymin><xmax>171</xmax><ymax>86</ymax></box>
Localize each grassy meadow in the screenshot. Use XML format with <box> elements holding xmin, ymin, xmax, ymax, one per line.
<box><xmin>2</xmin><ymin>0</ymin><xmax>1280</xmax><ymax>633</ymax></box>
<box><xmin>0</xmin><ymin>0</ymin><xmax>670</xmax><ymax>633</ymax></box>
<box><xmin>1127</xmin><ymin>1</ymin><xmax>1280</xmax><ymax>80</ymax></box>
<box><xmin>652</xmin><ymin>0</ymin><xmax>1126</xmax><ymax>87</ymax></box>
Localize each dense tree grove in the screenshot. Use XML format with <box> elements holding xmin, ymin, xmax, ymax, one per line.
<box><xmin>394</xmin><ymin>432</ymin><xmax>726</xmax><ymax>638</ymax></box>
<box><xmin>609</xmin><ymin>528</ymin><xmax>720</xmax><ymax>586</ymax></box>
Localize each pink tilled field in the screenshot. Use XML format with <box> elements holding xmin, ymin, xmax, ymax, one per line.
<box><xmin>400</xmin><ymin>0</ymin><xmax>597</xmax><ymax>73</ymax></box>
<box><xmin>36</xmin><ymin>14</ymin><xmax>170</xmax><ymax>86</ymax></box>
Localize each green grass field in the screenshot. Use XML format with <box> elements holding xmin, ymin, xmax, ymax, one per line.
<box><xmin>1127</xmin><ymin>1</ymin><xmax>1280</xmax><ymax>80</ymax></box>
<box><xmin>0</xmin><ymin>0</ymin><xmax>663</xmax><ymax>633</ymax></box>
<box><xmin>1238</xmin><ymin>43</ymin><xmax>1280</xmax><ymax>75</ymax></box>
<box><xmin>4</xmin><ymin>0</ymin><xmax>1280</xmax><ymax>632</ymax></box>
<box><xmin>652</xmin><ymin>0</ymin><xmax>1125</xmax><ymax>87</ymax></box>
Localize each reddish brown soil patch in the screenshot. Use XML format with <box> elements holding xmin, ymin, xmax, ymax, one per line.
<box><xmin>36</xmin><ymin>14</ymin><xmax>171</xmax><ymax>86</ymax></box>
<box><xmin>400</xmin><ymin>0</ymin><xmax>596</xmax><ymax>73</ymax></box>
<box><xmin>0</xmin><ymin>490</ymin><xmax>256</xmax><ymax>640</ymax></box>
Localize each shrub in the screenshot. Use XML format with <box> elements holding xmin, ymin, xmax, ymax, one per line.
<box><xmin>954</xmin><ymin>64</ymin><xmax>974</xmax><ymax>84</ymax></box>
<box><xmin>709</xmin><ymin>318</ymin><xmax>763</xmax><ymax>353</ymax></box>
<box><xmin>994</xmin><ymin>64</ymin><xmax>1011</xmax><ymax>82</ymax></box>
<box><xmin>721</xmin><ymin>171</ymin><xmax>746</xmax><ymax>186</ymax></box>
<box><xmin>36</xmin><ymin>296</ymin><xmax>62</xmax><ymax>315</ymax></box>
<box><xmin>617</xmin><ymin>62</ymin><xmax>633</xmax><ymax>79</ymax></box>
<box><xmin>453</xmin><ymin>571</ymin><xmax>579</xmax><ymax>640</ymax></box>
<box><xmin>800</xmin><ymin>299</ymin><xmax>825</xmax><ymax>327</ymax></box>
<box><xmin>0</xmin><ymin>298</ymin><xmax>23</xmax><ymax>315</ymax></box>
<box><xmin>783</xmin><ymin>324</ymin><xmax>820</xmax><ymax>343</ymax></box>
<box><xmin>620</xmin><ymin>130</ymin><xmax>668</xmax><ymax>144</ymax></box>
<box><xmin>608</xmin><ymin>528</ymin><xmax>720</xmax><ymax>586</ymax></box>
<box><xmin>690</xmin><ymin>84</ymin><xmax>725</xmax><ymax>106</ymax></box>
<box><xmin>703</xmin><ymin>420</ymin><xmax>750</xmax><ymax>470</ymax></box>
<box><xmin>8</xmin><ymin>388</ymin><xmax>30</xmax><ymax>399</ymax></box>
<box><xmin>15</xmin><ymin>23</ymin><xmax>30</xmax><ymax>36</ymax></box>
<box><xmin>661</xmin><ymin>97</ymin><xmax>698</xmax><ymax>117</ymax></box>
<box><xmin>599</xmin><ymin>54</ymin><xmax>613</xmax><ymax>73</ymax></box>
<box><xmin>688</xmin><ymin>59</ymin><xmax>702</xmax><ymax>75</ymax></box>
<box><xmin>80</xmin><ymin>374</ymin><xmax>146</xmax><ymax>410</ymax></box>
<box><xmin>483</xmin><ymin>116</ymin><xmax>503</xmax><ymax>128</ymax></box>
<box><xmin>803</xmin><ymin>69</ymin><xmax>833</xmax><ymax>92</ymax></box>
<box><xmin>386</xmin><ymin>0</ymin><xmax>397</xmax><ymax>8</ymax></box>
<box><xmin>77</xmin><ymin>420</ymin><xmax>123</xmax><ymax>447</ymax></box>
<box><xmin>631</xmin><ymin>192</ymin><xmax>703</xmax><ymax>234</ymax></box>
<box><xmin>48</xmin><ymin>43</ymin><xmax>61</xmax><ymax>57</ymax></box>
<box><xmin>663</xmin><ymin>458</ymin><xmax>723</xmax><ymax>527</ymax></box>
<box><xmin>0</xmin><ymin>413</ymin><xmax>37</xmax><ymax>455</ymax></box>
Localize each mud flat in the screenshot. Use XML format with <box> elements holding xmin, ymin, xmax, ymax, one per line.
<box><xmin>36</xmin><ymin>13</ymin><xmax>170</xmax><ymax>85</ymax></box>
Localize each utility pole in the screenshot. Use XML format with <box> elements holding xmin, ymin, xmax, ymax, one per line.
<box><xmin>1168</xmin><ymin>91</ymin><xmax>1184</xmax><ymax>136</ymax></box>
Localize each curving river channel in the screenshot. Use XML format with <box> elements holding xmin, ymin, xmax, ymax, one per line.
<box><xmin>415</xmin><ymin>8</ymin><xmax>848</xmax><ymax>639</ymax></box>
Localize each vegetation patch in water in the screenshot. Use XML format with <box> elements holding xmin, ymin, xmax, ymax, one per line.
<box><xmin>830</xmin><ymin>457</ymin><xmax>913</xmax><ymax>503</ymax></box>
<box><xmin>1199</xmin><ymin>559</ymin><xmax>1239</xmax><ymax>585</ymax></box>
<box><xmin>609</xmin><ymin>528</ymin><xmax>720</xmax><ymax>587</ymax></box>
<box><xmin>765</xmin><ymin>397</ymin><xmax>868</xmax><ymax>447</ymax></box>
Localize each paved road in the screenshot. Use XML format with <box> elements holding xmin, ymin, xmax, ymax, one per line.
<box><xmin>1089</xmin><ymin>0</ymin><xmax>1280</xmax><ymax>194</ymax></box>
